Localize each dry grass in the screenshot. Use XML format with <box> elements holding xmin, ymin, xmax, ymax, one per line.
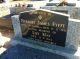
<box><xmin>0</xmin><ymin>32</ymin><xmax>11</xmax><ymax>55</ymax></box>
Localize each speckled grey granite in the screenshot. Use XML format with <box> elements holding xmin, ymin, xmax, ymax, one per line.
<box><xmin>11</xmin><ymin>15</ymin><xmax>22</xmax><ymax>38</ymax></box>
<box><xmin>69</xmin><ymin>7</ymin><xmax>80</xmax><ymax>20</ymax></box>
<box><xmin>10</xmin><ymin>7</ymin><xmax>35</xmax><ymax>15</ymax></box>
<box><xmin>66</xmin><ymin>19</ymin><xmax>80</xmax><ymax>50</ymax></box>
<box><xmin>40</xmin><ymin>6</ymin><xmax>80</xmax><ymax>20</ymax></box>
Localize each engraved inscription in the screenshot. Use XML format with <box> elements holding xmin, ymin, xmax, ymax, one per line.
<box><xmin>19</xmin><ymin>10</ymin><xmax>68</xmax><ymax>47</ymax></box>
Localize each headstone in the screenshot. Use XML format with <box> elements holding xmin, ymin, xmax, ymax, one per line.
<box><xmin>10</xmin><ymin>7</ymin><xmax>35</xmax><ymax>15</ymax></box>
<box><xmin>40</xmin><ymin>5</ymin><xmax>80</xmax><ymax>20</ymax></box>
<box><xmin>11</xmin><ymin>9</ymin><xmax>80</xmax><ymax>50</ymax></box>
<box><xmin>19</xmin><ymin>9</ymin><xmax>68</xmax><ymax>47</ymax></box>
<box><xmin>11</xmin><ymin>9</ymin><xmax>80</xmax><ymax>59</ymax></box>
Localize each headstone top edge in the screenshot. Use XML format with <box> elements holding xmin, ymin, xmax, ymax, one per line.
<box><xmin>35</xmin><ymin>9</ymin><xmax>69</xmax><ymax>17</ymax></box>
<box><xmin>11</xmin><ymin>15</ymin><xmax>19</xmax><ymax>18</ymax></box>
<box><xmin>20</xmin><ymin>10</ymin><xmax>34</xmax><ymax>14</ymax></box>
<box><xmin>69</xmin><ymin>18</ymin><xmax>80</xmax><ymax>22</ymax></box>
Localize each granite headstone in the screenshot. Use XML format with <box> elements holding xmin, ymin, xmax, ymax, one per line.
<box><xmin>11</xmin><ymin>9</ymin><xmax>80</xmax><ymax>51</ymax></box>
<box><xmin>11</xmin><ymin>9</ymin><xmax>80</xmax><ymax>59</ymax></box>
<box><xmin>19</xmin><ymin>9</ymin><xmax>69</xmax><ymax>47</ymax></box>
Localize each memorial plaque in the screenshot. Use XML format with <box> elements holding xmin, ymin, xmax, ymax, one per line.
<box><xmin>19</xmin><ymin>9</ymin><xmax>68</xmax><ymax>47</ymax></box>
